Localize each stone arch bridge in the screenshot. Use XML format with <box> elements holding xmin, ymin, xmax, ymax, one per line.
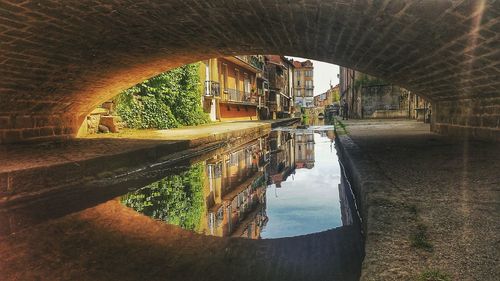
<box><xmin>0</xmin><ymin>0</ymin><xmax>499</xmax><ymax>143</ymax></box>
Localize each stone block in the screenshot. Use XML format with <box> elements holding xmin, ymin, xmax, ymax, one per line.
<box><xmin>13</xmin><ymin>115</ymin><xmax>33</xmax><ymax>129</ymax></box>
<box><xmin>86</xmin><ymin>115</ymin><xmax>101</xmax><ymax>134</ymax></box>
<box><xmin>481</xmin><ymin>115</ymin><xmax>500</xmax><ymax>128</ymax></box>
<box><xmin>39</xmin><ymin>127</ymin><xmax>54</xmax><ymax>137</ymax></box>
<box><xmin>34</xmin><ymin>116</ymin><xmax>50</xmax><ymax>128</ymax></box>
<box><xmin>0</xmin><ymin>117</ymin><xmax>11</xmax><ymax>129</ymax></box>
<box><xmin>101</xmin><ymin>101</ymin><xmax>115</xmax><ymax>112</ymax></box>
<box><xmin>0</xmin><ymin>173</ymin><xmax>9</xmax><ymax>194</ymax></box>
<box><xmin>100</xmin><ymin>116</ymin><xmax>121</xmax><ymax>133</ymax></box>
<box><xmin>3</xmin><ymin>130</ymin><xmax>22</xmax><ymax>143</ymax></box>
<box><xmin>21</xmin><ymin>128</ymin><xmax>40</xmax><ymax>139</ymax></box>
<box><xmin>98</xmin><ymin>125</ymin><xmax>110</xmax><ymax>133</ymax></box>
<box><xmin>54</xmin><ymin>127</ymin><xmax>63</xmax><ymax>135</ymax></box>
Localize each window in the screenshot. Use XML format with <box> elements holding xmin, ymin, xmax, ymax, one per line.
<box><xmin>296</xmin><ymin>89</ymin><xmax>302</xmax><ymax>97</ymax></box>
<box><xmin>221</xmin><ymin>63</ymin><xmax>228</xmax><ymax>91</ymax></box>
<box><xmin>305</xmin><ymin>70</ymin><xmax>313</xmax><ymax>77</ymax></box>
<box><xmin>306</xmin><ymin>80</ymin><xmax>313</xmax><ymax>88</ymax></box>
<box><xmin>235</xmin><ymin>69</ymin><xmax>240</xmax><ymax>92</ymax></box>
<box><xmin>297</xmin><ymin>79</ymin><xmax>301</xmax><ymax>86</ymax></box>
<box><xmin>244</xmin><ymin>75</ymin><xmax>250</xmax><ymax>94</ymax></box>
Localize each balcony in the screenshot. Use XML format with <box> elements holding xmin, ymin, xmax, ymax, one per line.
<box><xmin>204</xmin><ymin>80</ymin><xmax>220</xmax><ymax>98</ymax></box>
<box><xmin>223</xmin><ymin>88</ymin><xmax>258</xmax><ymax>104</ymax></box>
<box><xmin>267</xmin><ymin>101</ymin><xmax>277</xmax><ymax>112</ymax></box>
<box><xmin>233</xmin><ymin>55</ymin><xmax>264</xmax><ymax>72</ymax></box>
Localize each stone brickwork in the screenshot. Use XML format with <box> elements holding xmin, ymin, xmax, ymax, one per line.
<box><xmin>0</xmin><ymin>0</ymin><xmax>499</xmax><ymax>143</ymax></box>
<box><xmin>432</xmin><ymin>96</ymin><xmax>500</xmax><ymax>141</ymax></box>
<box><xmin>0</xmin><ymin>114</ymin><xmax>81</xmax><ymax>143</ymax></box>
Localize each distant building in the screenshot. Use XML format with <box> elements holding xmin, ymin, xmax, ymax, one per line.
<box><xmin>266</xmin><ymin>130</ymin><xmax>296</xmax><ymax>187</ymax></box>
<box><xmin>292</xmin><ymin>60</ymin><xmax>314</xmax><ymax>108</ymax></box>
<box><xmin>339</xmin><ymin>66</ymin><xmax>430</xmax><ymax>121</ymax></box>
<box><xmin>264</xmin><ymin>55</ymin><xmax>295</xmax><ymax>119</ymax></box>
<box><xmin>294</xmin><ymin>131</ymin><xmax>315</xmax><ymax>169</ymax></box>
<box><xmin>200</xmin><ymin>56</ymin><xmax>265</xmax><ymax>121</ymax></box>
<box><xmin>314</xmin><ymin>84</ymin><xmax>340</xmax><ymax>107</ymax></box>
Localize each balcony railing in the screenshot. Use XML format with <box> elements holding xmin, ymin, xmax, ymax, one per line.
<box><xmin>223</xmin><ymin>88</ymin><xmax>257</xmax><ymax>104</ymax></box>
<box><xmin>235</xmin><ymin>55</ymin><xmax>264</xmax><ymax>71</ymax></box>
<box><xmin>204</xmin><ymin>81</ymin><xmax>220</xmax><ymax>97</ymax></box>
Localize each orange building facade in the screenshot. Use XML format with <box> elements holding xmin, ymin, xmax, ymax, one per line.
<box><xmin>200</xmin><ymin>56</ymin><xmax>265</xmax><ymax>121</ymax></box>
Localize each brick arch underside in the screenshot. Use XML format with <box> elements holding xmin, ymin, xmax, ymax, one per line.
<box><xmin>0</xmin><ymin>0</ymin><xmax>499</xmax><ymax>143</ymax></box>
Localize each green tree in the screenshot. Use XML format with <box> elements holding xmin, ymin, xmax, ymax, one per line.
<box><xmin>115</xmin><ymin>63</ymin><xmax>209</xmax><ymax>129</ymax></box>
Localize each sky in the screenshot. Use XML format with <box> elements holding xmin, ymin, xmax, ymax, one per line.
<box><xmin>287</xmin><ymin>56</ymin><xmax>339</xmax><ymax>96</ymax></box>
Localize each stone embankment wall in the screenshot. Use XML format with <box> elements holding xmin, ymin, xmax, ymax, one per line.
<box><xmin>433</xmin><ymin>97</ymin><xmax>500</xmax><ymax>141</ymax></box>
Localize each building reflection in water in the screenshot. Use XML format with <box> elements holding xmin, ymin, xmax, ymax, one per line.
<box><xmin>122</xmin><ymin>127</ymin><xmax>360</xmax><ymax>240</ymax></box>
<box><xmin>202</xmin><ymin>137</ymin><xmax>268</xmax><ymax>238</ymax></box>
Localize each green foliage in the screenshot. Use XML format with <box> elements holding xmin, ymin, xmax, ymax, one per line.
<box><xmin>332</xmin><ymin>89</ymin><xmax>340</xmax><ymax>103</ymax></box>
<box><xmin>354</xmin><ymin>73</ymin><xmax>387</xmax><ymax>90</ymax></box>
<box><xmin>334</xmin><ymin>118</ymin><xmax>348</xmax><ymax>134</ymax></box>
<box><xmin>121</xmin><ymin>163</ymin><xmax>206</xmax><ymax>231</ymax></box>
<box><xmin>410</xmin><ymin>223</ymin><xmax>433</xmax><ymax>251</ymax></box>
<box><xmin>417</xmin><ymin>269</ymin><xmax>451</xmax><ymax>281</ymax></box>
<box><xmin>115</xmin><ymin>63</ymin><xmax>209</xmax><ymax>129</ymax></box>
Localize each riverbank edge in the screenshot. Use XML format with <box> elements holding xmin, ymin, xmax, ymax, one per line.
<box><xmin>334</xmin><ymin>122</ymin><xmax>397</xmax><ymax>281</ymax></box>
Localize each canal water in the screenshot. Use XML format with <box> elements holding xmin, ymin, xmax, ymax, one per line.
<box><xmin>121</xmin><ymin>125</ymin><xmax>362</xmax><ymax>241</ymax></box>
<box><xmin>1</xmin><ymin>121</ymin><xmax>364</xmax><ymax>280</ymax></box>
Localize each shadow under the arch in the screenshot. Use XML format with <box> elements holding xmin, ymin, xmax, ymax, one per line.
<box><xmin>0</xmin><ymin>199</ymin><xmax>363</xmax><ymax>281</ymax></box>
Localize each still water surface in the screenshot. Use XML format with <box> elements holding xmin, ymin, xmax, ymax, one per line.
<box><xmin>121</xmin><ymin>126</ymin><xmax>361</xmax><ymax>240</ymax></box>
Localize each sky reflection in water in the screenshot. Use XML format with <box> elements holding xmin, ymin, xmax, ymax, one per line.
<box><xmin>261</xmin><ymin>132</ymin><xmax>341</xmax><ymax>238</ymax></box>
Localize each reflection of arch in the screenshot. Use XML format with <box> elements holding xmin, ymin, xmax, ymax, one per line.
<box><xmin>0</xmin><ymin>1</ymin><xmax>498</xmax><ymax>142</ymax></box>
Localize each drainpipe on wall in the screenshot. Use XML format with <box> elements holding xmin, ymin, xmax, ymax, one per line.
<box><xmin>408</xmin><ymin>91</ymin><xmax>411</xmax><ymax>119</ymax></box>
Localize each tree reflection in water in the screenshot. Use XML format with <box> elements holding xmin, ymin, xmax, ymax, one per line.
<box><xmin>121</xmin><ymin>163</ymin><xmax>205</xmax><ymax>231</ymax></box>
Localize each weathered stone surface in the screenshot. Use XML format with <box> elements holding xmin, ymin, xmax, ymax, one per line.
<box><xmin>99</xmin><ymin>116</ymin><xmax>121</xmax><ymax>133</ymax></box>
<box><xmin>335</xmin><ymin>119</ymin><xmax>500</xmax><ymax>280</ymax></box>
<box><xmin>0</xmin><ymin>0</ymin><xmax>498</xmax><ymax>143</ymax></box>
<box><xmin>87</xmin><ymin>114</ymin><xmax>101</xmax><ymax>134</ymax></box>
<box><xmin>98</xmin><ymin>125</ymin><xmax>109</xmax><ymax>134</ymax></box>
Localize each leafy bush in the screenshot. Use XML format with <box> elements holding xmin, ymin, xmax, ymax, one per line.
<box><xmin>410</xmin><ymin>223</ymin><xmax>433</xmax><ymax>251</ymax></box>
<box><xmin>115</xmin><ymin>63</ymin><xmax>209</xmax><ymax>129</ymax></box>
<box><xmin>417</xmin><ymin>269</ymin><xmax>451</xmax><ymax>281</ymax></box>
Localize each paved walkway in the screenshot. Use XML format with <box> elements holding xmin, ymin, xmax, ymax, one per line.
<box><xmin>1</xmin><ymin>120</ymin><xmax>291</xmax><ymax>173</ymax></box>
<box><xmin>336</xmin><ymin>119</ymin><xmax>500</xmax><ymax>281</ymax></box>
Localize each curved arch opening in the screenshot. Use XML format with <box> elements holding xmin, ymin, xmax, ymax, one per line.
<box><xmin>78</xmin><ymin>54</ymin><xmax>430</xmax><ymax>138</ymax></box>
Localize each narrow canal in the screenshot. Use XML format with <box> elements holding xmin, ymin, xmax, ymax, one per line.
<box><xmin>0</xmin><ymin>122</ymin><xmax>365</xmax><ymax>281</ymax></box>
<box><xmin>119</xmin><ymin>123</ymin><xmax>364</xmax><ymax>278</ymax></box>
